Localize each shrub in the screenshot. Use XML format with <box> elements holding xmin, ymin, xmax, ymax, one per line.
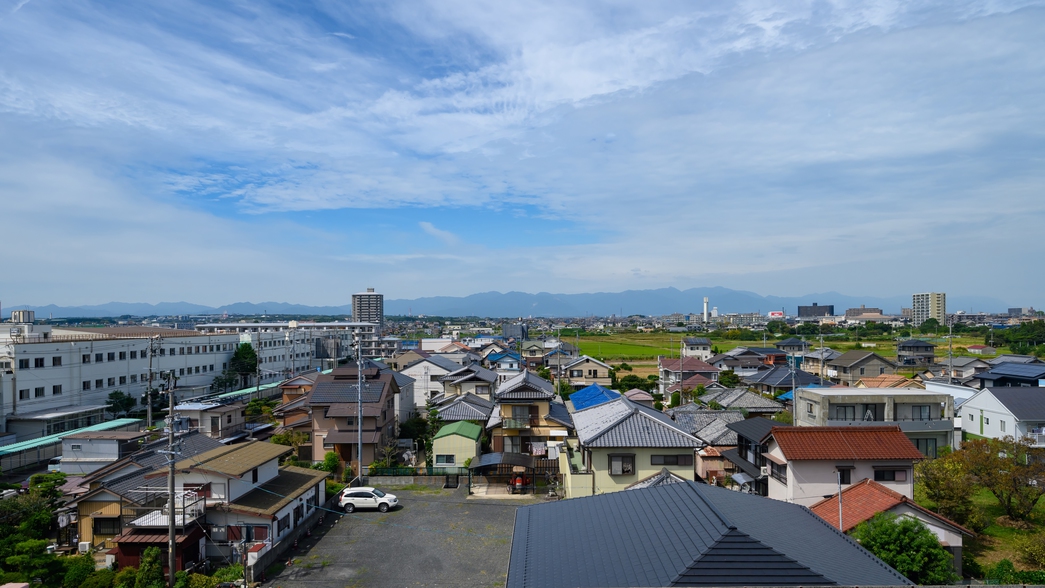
<box><xmin>1014</xmin><ymin>531</ymin><xmax>1045</xmax><ymax>568</ymax></box>
<box><xmin>187</xmin><ymin>573</ymin><xmax>217</xmax><ymax>588</ymax></box>
<box><xmin>850</xmin><ymin>513</ymin><xmax>957</xmax><ymax>585</ymax></box>
<box><xmin>63</xmin><ymin>554</ymin><xmax>96</xmax><ymax>588</ymax></box>
<box><xmin>80</xmin><ymin>569</ymin><xmax>116</xmax><ymax>588</ymax></box>
<box><xmin>113</xmin><ymin>566</ymin><xmax>137</xmax><ymax>588</ymax></box>
<box><xmin>326</xmin><ymin>481</ymin><xmax>346</xmax><ymax>500</ymax></box>
<box><xmin>212</xmin><ymin>564</ymin><xmax>244</xmax><ymax>583</ymax></box>
<box><xmin>669</xmin><ymin>392</ymin><xmax>680</xmax><ymax>408</ymax></box>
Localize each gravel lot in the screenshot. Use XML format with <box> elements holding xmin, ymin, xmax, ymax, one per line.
<box><xmin>265</xmin><ymin>485</ymin><xmax>540</xmax><ymax>588</ymax></box>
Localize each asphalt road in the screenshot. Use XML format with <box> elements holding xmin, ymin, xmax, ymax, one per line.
<box><xmin>265</xmin><ymin>486</ymin><xmax>540</xmax><ymax>588</ymax></box>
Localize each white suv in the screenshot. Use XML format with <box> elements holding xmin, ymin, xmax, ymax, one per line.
<box><xmin>339</xmin><ymin>487</ymin><xmax>399</xmax><ymax>513</ymax></box>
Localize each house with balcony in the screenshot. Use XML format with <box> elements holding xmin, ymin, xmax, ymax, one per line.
<box><xmin>487</xmin><ymin>371</ymin><xmax>572</xmax><ymax>456</ymax></box>
<box><xmin>824</xmin><ymin>350</ymin><xmax>897</xmax><ymax>386</ymax></box>
<box><xmin>174</xmin><ymin>400</ymin><xmax>272</xmax><ymax>444</ymax></box>
<box><xmin>742</xmin><ymin>365</ymin><xmax>831</xmax><ymax>395</ymax></box>
<box><xmin>134</xmin><ymin>440</ymin><xmax>328</xmax><ymax>571</ymax></box>
<box><xmin>519</xmin><ymin>340</ymin><xmax>547</xmax><ymax>370</ymax></box>
<box><xmin>485</xmin><ymin>350</ymin><xmax>524</xmax><ymax>382</ymax></box>
<box><xmin>958</xmin><ymin>387</ymin><xmax>1045</xmax><ymax>446</ymax></box>
<box><xmin>65</xmin><ymin>431</ymin><xmax>224</xmax><ymax>558</ymax></box>
<box><xmin>896</xmin><ymin>339</ymin><xmax>936</xmax><ymax>366</ymax></box>
<box><xmin>793</xmin><ymin>387</ymin><xmax>955</xmax><ymax>456</ymax></box>
<box><xmin>801</xmin><ymin>347</ymin><xmax>842</xmax><ymax>379</ymax></box>
<box><xmin>657</xmin><ymin>356</ymin><xmax>719</xmax><ymax>396</ymax></box>
<box><xmin>681</xmin><ymin>337</ymin><xmax>713</xmax><ymax>360</ymax></box>
<box><xmin>724</xmin><ymin>423</ymin><xmax>924</xmax><ymax>507</ymax></box>
<box><xmin>438</xmin><ymin>363</ymin><xmax>499</xmax><ymax>399</ymax></box>
<box><xmin>561</xmin><ymin>356</ymin><xmax>612</xmax><ymax>389</ymax></box>
<box><xmin>306</xmin><ymin>361</ymin><xmax>400</xmax><ymax>468</ymax></box>
<box><xmin>559</xmin><ymin>396</ymin><xmax>701</xmax><ymax>498</ymax></box>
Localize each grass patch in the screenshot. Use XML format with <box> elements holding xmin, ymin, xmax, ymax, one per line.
<box><xmin>384</xmin><ymin>483</ymin><xmax>445</xmax><ymax>493</ymax></box>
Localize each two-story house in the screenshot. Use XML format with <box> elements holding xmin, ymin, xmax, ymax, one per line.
<box><xmin>487</xmin><ymin>371</ymin><xmax>572</xmax><ymax>457</ymax></box>
<box><xmin>59</xmin><ymin>430</ymin><xmax>151</xmax><ymax>475</ymax></box>
<box><xmin>561</xmin><ymin>356</ymin><xmax>612</xmax><ymax>389</ymax></box>
<box><xmin>307</xmin><ymin>361</ymin><xmax>400</xmax><ymax>468</ymax></box>
<box><xmin>434</xmin><ymin>392</ymin><xmax>495</xmax><ymax>424</ymax></box>
<box><xmin>657</xmin><ymin>356</ymin><xmax>719</xmax><ymax>396</ymax></box>
<box><xmin>485</xmin><ymin>351</ymin><xmax>524</xmax><ymax>382</ymax></box>
<box><xmin>130</xmin><ymin>441</ymin><xmax>327</xmax><ymax>575</ymax></box>
<box><xmin>438</xmin><ymin>363</ymin><xmax>499</xmax><ymax>400</ymax></box>
<box><xmin>973</xmin><ymin>362</ymin><xmax>1045</xmax><ymax>389</ymax></box>
<box><xmin>399</xmin><ymin>354</ymin><xmax>461</xmax><ymax>411</ymax></box>
<box><xmin>763</xmin><ymin>426</ymin><xmax>923</xmax><ymax>506</ymax></box>
<box><xmin>697</xmin><ymin>388</ymin><xmax>785</xmax><ymax>417</ymax></box>
<box><xmin>794</xmin><ymin>387</ymin><xmax>955</xmax><ymax>456</ymax></box>
<box><xmin>174</xmin><ymin>401</ymin><xmax>261</xmax><ymax>443</ymax></box>
<box><xmin>775</xmin><ymin>337</ymin><xmax>811</xmax><ymax>359</ymax></box>
<box><xmin>518</xmin><ymin>340</ymin><xmax>547</xmax><ymax>370</ymax></box>
<box><xmin>720</xmin><ymin>417</ymin><xmax>784</xmax><ymax>496</ymax></box>
<box><xmin>958</xmin><ymin>387</ymin><xmax>1045</xmax><ymax>446</ymax></box>
<box><xmin>742</xmin><ymin>365</ymin><xmax>831</xmax><ymax>395</ymax></box>
<box><xmin>824</xmin><ymin>351</ymin><xmax>897</xmax><ymax>386</ymax></box>
<box><xmin>560</xmin><ymin>396</ymin><xmax>701</xmax><ymax>498</ymax></box>
<box><xmin>801</xmin><ymin>348</ymin><xmax>842</xmax><ymax>379</ymax></box>
<box><xmin>681</xmin><ymin>337</ymin><xmax>713</xmax><ymax>360</ymax></box>
<box><xmin>896</xmin><ymin>339</ymin><xmax>936</xmax><ymax>366</ymax></box>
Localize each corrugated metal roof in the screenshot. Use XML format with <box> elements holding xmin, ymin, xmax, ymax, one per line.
<box><xmin>985</xmin><ymin>387</ymin><xmax>1045</xmax><ymax>420</ymax></box>
<box><xmin>0</xmin><ymin>418</ymin><xmax>142</xmax><ymax>457</ymax></box>
<box><xmin>172</xmin><ymin>441</ymin><xmax>291</xmax><ymax>477</ymax></box>
<box><xmin>506</xmin><ymin>481</ymin><xmax>910</xmax><ymax>588</ymax></box>
<box><xmin>228</xmin><ymin>466</ymin><xmax>328</xmax><ymax>517</ymax></box>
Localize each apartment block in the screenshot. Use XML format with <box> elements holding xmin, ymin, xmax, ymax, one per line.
<box><xmin>912</xmin><ymin>292</ymin><xmax>946</xmax><ymax>325</ymax></box>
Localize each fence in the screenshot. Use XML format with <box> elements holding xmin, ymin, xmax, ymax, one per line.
<box><xmin>366</xmin><ymin>466</ymin><xmax>469</xmax><ymax>477</ymax></box>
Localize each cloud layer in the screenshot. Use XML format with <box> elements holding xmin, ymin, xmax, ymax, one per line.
<box><xmin>1</xmin><ymin>1</ymin><xmax>1043</xmax><ymax>307</ymax></box>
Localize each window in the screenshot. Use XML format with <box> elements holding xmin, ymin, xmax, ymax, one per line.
<box><xmin>130</xmin><ymin>375</ymin><xmax>137</xmax><ymax>383</ymax></box>
<box><xmin>880</xmin><ymin>367</ymin><xmax>886</xmax><ymax>375</ymax></box>
<box><xmin>118</xmin><ymin>352</ymin><xmax>126</xmax><ymax>360</ymax></box>
<box><xmin>277</xmin><ymin>514</ymin><xmax>290</xmax><ymax>536</ymax></box>
<box><xmin>835</xmin><ymin>406</ymin><xmax>855</xmax><ymax>420</ymax></box>
<box><xmin>873</xmin><ymin>469</ymin><xmax>907</xmax><ymax>482</ymax></box>
<box><xmin>837</xmin><ymin>468</ymin><xmax>852</xmax><ymax>484</ymax></box>
<box><xmin>210</xmin><ymin>365</ymin><xmax>214</xmax><ymax>372</ymax></box>
<box><xmin>52</xmin><ymin>356</ymin><xmax>63</xmax><ymax>367</ymax></box>
<box><xmin>35</xmin><ymin>387</ymin><xmax>45</xmax><ymax>397</ymax></box>
<box><xmin>912</xmin><ymin>405</ymin><xmax>930</xmax><ymax>421</ymax></box>
<box><xmin>806</xmin><ymin>402</ymin><xmax>814</xmax><ymax>414</ymax></box>
<box><xmin>52</xmin><ymin>385</ymin><xmax>62</xmax><ymax>395</ymax></box>
<box><xmin>82</xmin><ymin>354</ymin><xmax>91</xmax><ymax>364</ymax></box>
<box><xmin>859</xmin><ymin>367</ymin><xmax>865</xmax><ymax>375</ymax></box>
<box><xmin>227</xmin><ymin>414</ymin><xmax>233</xmax><ymax>424</ymax></box>
<box><xmin>82</xmin><ymin>381</ymin><xmax>91</xmax><ymax>391</ymax></box>
<box><xmin>95</xmin><ymin>379</ymin><xmax>104</xmax><ymax>389</ymax></box>
<box><xmin>179</xmin><ymin>368</ymin><xmax>185</xmax><ymax>376</ymax></box>
<box><xmin>435</xmin><ymin>454</ymin><xmax>456</xmax><ymax>465</ymax></box>
<box><xmin>70</xmin><ymin>444</ymin><xmax>82</xmax><ymax>450</ymax></box>
<box><xmin>195</xmin><ymin>366</ymin><xmax>200</xmax><ymax>374</ymax></box>
<box><xmin>93</xmin><ymin>518</ymin><xmax>121</xmax><ymax>536</ymax></box>
<box><xmin>651</xmin><ymin>454</ymin><xmax>694</xmax><ymax>466</ymax></box>
<box><xmin>130</xmin><ymin>350</ymin><xmax>137</xmax><ymax>359</ymax></box>
<box><xmin>609</xmin><ymin>454</ymin><xmax>635</xmax><ymax>476</ymax></box>
<box><xmin>569</xmin><ymin>369</ymin><xmax>583</xmax><ymax>377</ymax></box>
<box><xmin>504</xmin><ymin>436</ymin><xmax>522</xmax><ymax>453</ymax></box>
<box><xmin>95</xmin><ymin>353</ymin><xmax>103</xmax><ymax>363</ymax></box>
<box><xmin>18</xmin><ymin>359</ymin><xmax>29</xmax><ymax>369</ymax></box>
<box><xmin>179</xmin><ymin>347</ymin><xmax>184</xmax><ymax>355</ymax></box>
<box><xmin>119</xmin><ymin>376</ymin><xmax>126</xmax><ymax>385</ymax></box>
<box><xmin>107</xmin><ymin>377</ymin><xmax>115</xmax><ymax>387</ymax></box>
<box><xmin>770</xmin><ymin>461</ymin><xmax>787</xmax><ymax>483</ymax></box>
<box><xmin>914</xmin><ymin>438</ymin><xmax>937</xmax><ymax>458</ymax></box>
<box><xmin>34</xmin><ymin>358</ymin><xmax>45</xmax><ymax>368</ymax></box>
<box><xmin>252</xmin><ymin>468</ymin><xmax>259</xmax><ymax>484</ymax></box>
<box><xmin>107</xmin><ymin>352</ymin><xmax>115</xmax><ymax>361</ymax></box>
<box><xmin>984</xmin><ymin>417</ymin><xmax>990</xmax><ymax>425</ymax></box>
<box><xmin>19</xmin><ymin>389</ymin><xmax>29</xmax><ymax>400</ymax></box>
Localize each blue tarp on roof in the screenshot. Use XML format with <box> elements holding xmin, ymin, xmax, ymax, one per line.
<box><xmin>777</xmin><ymin>391</ymin><xmax>793</xmax><ymax>401</ymax></box>
<box><xmin>570</xmin><ymin>384</ymin><xmax>621</xmax><ymax>411</ymax></box>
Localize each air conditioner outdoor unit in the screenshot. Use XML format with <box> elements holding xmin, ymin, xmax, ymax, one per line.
<box><xmin>759</xmin><ymin>466</ymin><xmax>770</xmax><ymax>478</ymax></box>
<box><xmin>78</xmin><ymin>542</ymin><xmax>91</xmax><ymax>554</ymax></box>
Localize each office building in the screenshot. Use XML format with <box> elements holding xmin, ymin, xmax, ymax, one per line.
<box><xmin>502</xmin><ymin>323</ymin><xmax>528</xmax><ymax>341</ymax></box>
<box><xmin>797</xmin><ymin>303</ymin><xmax>834</xmax><ymax>318</ymax></box>
<box><xmin>912</xmin><ymin>292</ymin><xmax>946</xmax><ymax>325</ymax></box>
<box><xmin>352</xmin><ymin>288</ymin><xmax>384</xmax><ymax>332</ymax></box>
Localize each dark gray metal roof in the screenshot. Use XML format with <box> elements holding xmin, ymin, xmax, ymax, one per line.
<box><xmin>309</xmin><ymin>380</ymin><xmax>385</xmax><ymax>404</ymax></box>
<box><xmin>980</xmin><ymin>363</ymin><xmax>1045</xmax><ymax>379</ymax></box>
<box><xmin>897</xmin><ymin>339</ymin><xmax>935</xmax><ymax>349</ymax></box>
<box><xmin>506</xmin><ymin>481</ymin><xmax>910</xmax><ymax>588</ymax></box>
<box><xmin>743</xmin><ymin>366</ymin><xmax>830</xmax><ymax>388</ymax></box>
<box><xmin>683</xmin><ymin>337</ymin><xmax>712</xmax><ymax>345</ymax></box>
<box><xmin>469</xmin><ymin>452</ymin><xmax>536</xmax><ymax>470</ymax></box>
<box><xmin>403</xmin><ymin>354</ymin><xmax>462</xmax><ymax>373</ymax></box>
<box><xmin>720</xmin><ymin>447</ymin><xmax>760</xmax><ymax>478</ymax></box>
<box><xmin>545</xmin><ymin>402</ymin><xmax>574</xmax><ymax>428</ymax></box>
<box><xmin>986</xmin><ymin>387</ymin><xmax>1045</xmax><ymax>420</ymax></box>
<box><xmin>726</xmin><ymin>417</ymin><xmax>784</xmax><ymax>443</ymax></box>
<box><xmin>440</xmin><ymin>364</ymin><xmax>499</xmax><ymax>384</ymax></box>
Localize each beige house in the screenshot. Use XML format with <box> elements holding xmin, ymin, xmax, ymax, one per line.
<box><xmin>824</xmin><ymin>350</ymin><xmax>897</xmax><ymax>386</ymax></box>
<box><xmin>561</xmin><ymin>355</ymin><xmax>612</xmax><ymax>389</ymax></box>
<box><xmin>560</xmin><ymin>396</ymin><xmax>700</xmax><ymax>498</ymax></box>
<box><xmin>488</xmin><ymin>371</ymin><xmax>573</xmax><ymax>456</ymax></box>
<box><xmin>431</xmin><ymin>421</ymin><xmax>482</xmax><ymax>467</ymax></box>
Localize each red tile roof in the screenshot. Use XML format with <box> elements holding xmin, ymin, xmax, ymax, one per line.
<box><xmin>666</xmin><ymin>374</ymin><xmax>714</xmax><ymax>393</ymax></box>
<box><xmin>809</xmin><ymin>478</ymin><xmax>972</xmax><ymax>535</ymax></box>
<box><xmin>659</xmin><ymin>357</ymin><xmax>719</xmax><ymax>372</ymax></box>
<box><xmin>770</xmin><ymin>426</ymin><xmax>924</xmax><ymax>461</ymax></box>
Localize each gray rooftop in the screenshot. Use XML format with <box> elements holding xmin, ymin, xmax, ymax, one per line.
<box><xmin>985</xmin><ymin>387</ymin><xmax>1045</xmax><ymax>420</ymax></box>
<box><xmin>699</xmin><ymin>388</ymin><xmax>784</xmax><ymax>413</ymax></box>
<box><xmin>727</xmin><ymin>417</ymin><xmax>785</xmax><ymax>443</ymax></box>
<box><xmin>496</xmin><ymin>370</ymin><xmax>555</xmax><ymax>401</ymax></box>
<box><xmin>573</xmin><ymin>397</ymin><xmax>700</xmax><ymax>449</ymax></box>
<box><xmin>506</xmin><ymin>481</ymin><xmax>910</xmax><ymax>588</ymax></box>
<box><xmin>308</xmin><ymin>380</ymin><xmax>385</xmax><ymax>404</ymax></box>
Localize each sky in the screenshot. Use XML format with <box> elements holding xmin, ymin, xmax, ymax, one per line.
<box><xmin>2</xmin><ymin>0</ymin><xmax>1044</xmax><ymax>307</ymax></box>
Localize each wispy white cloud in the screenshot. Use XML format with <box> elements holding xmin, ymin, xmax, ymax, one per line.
<box><xmin>418</xmin><ymin>221</ymin><xmax>461</xmax><ymax>246</ymax></box>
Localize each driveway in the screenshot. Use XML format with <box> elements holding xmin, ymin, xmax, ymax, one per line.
<box><xmin>266</xmin><ymin>485</ymin><xmax>541</xmax><ymax>588</ymax></box>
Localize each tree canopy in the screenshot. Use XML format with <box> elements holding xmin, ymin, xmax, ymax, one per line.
<box><xmin>851</xmin><ymin>513</ymin><xmax>957</xmax><ymax>585</ymax></box>
<box><xmin>960</xmin><ymin>436</ymin><xmax>1045</xmax><ymax>521</ymax></box>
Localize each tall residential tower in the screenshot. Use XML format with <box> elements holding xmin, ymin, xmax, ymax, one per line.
<box><xmin>912</xmin><ymin>292</ymin><xmax>946</xmax><ymax>326</ymax></box>
<box><xmin>352</xmin><ymin>287</ymin><xmax>384</xmax><ymax>332</ymax></box>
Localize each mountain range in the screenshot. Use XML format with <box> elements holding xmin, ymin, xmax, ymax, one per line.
<box><xmin>4</xmin><ymin>287</ymin><xmax>1013</xmax><ymax>319</ymax></box>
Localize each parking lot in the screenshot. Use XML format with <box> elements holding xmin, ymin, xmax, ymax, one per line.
<box><xmin>266</xmin><ymin>485</ymin><xmax>541</xmax><ymax>588</ymax></box>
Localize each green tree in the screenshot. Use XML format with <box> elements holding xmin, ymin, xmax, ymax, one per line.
<box><xmin>112</xmin><ymin>566</ymin><xmax>137</xmax><ymax>588</ymax></box>
<box><xmin>918</xmin><ymin>318</ymin><xmax>941</xmax><ymax>334</ymax></box>
<box><xmin>669</xmin><ymin>392</ymin><xmax>681</xmax><ymax>408</ymax></box>
<box><xmin>418</xmin><ymin>400</ymin><xmax>444</xmax><ymax>462</ymax></box>
<box><xmin>536</xmin><ymin>367</ymin><xmax>551</xmax><ymax>380</ymax></box>
<box><xmin>209</xmin><ymin>369</ymin><xmax>239</xmax><ymax>394</ymax></box>
<box><xmin>270</xmin><ymin>430</ymin><xmax>310</xmax><ymax>462</ymax></box>
<box><xmin>557</xmin><ymin>379</ymin><xmax>574</xmax><ymax>400</ymax></box>
<box><xmin>317</xmin><ymin>451</ymin><xmax>340</xmax><ymax>473</ymax></box>
<box><xmin>63</xmin><ymin>554</ymin><xmax>96</xmax><ymax>588</ymax></box>
<box><xmin>915</xmin><ymin>450</ymin><xmax>975</xmax><ymax>525</ymax></box>
<box><xmin>134</xmin><ymin>546</ymin><xmax>164</xmax><ymax>588</ymax></box>
<box><xmin>694</xmin><ymin>384</ymin><xmax>706</xmax><ymax>397</ymax></box>
<box><xmin>718</xmin><ymin>370</ymin><xmax>742</xmax><ymax>388</ymax></box>
<box><xmin>229</xmin><ymin>343</ymin><xmax>258</xmax><ymax>388</ymax></box>
<box><xmin>5</xmin><ymin>539</ymin><xmax>64</xmax><ymax>587</ymax></box>
<box><xmin>850</xmin><ymin>513</ymin><xmax>957</xmax><ymax>585</ymax></box>
<box><xmin>105</xmin><ymin>390</ymin><xmax>136</xmax><ymax>418</ymax></box>
<box><xmin>960</xmin><ymin>436</ymin><xmax>1045</xmax><ymax>520</ymax></box>
<box><xmin>771</xmin><ymin>410</ymin><xmax>793</xmax><ymax>424</ymax></box>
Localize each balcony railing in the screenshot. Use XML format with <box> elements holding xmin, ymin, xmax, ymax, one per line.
<box><xmin>122</xmin><ymin>492</ymin><xmax>205</xmax><ymax>529</ymax></box>
<box><xmin>1027</xmin><ymin>432</ymin><xmax>1045</xmax><ymax>447</ymax></box>
<box><xmin>503</xmin><ymin>417</ymin><xmax>538</xmax><ymax>429</ymax></box>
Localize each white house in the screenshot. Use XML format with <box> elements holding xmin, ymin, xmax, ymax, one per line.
<box><xmin>958</xmin><ymin>387</ymin><xmax>1045</xmax><ymax>446</ymax></box>
<box><xmin>59</xmin><ymin>430</ymin><xmax>150</xmax><ymax>474</ymax></box>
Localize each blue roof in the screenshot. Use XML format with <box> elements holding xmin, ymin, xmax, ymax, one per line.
<box><xmin>488</xmin><ymin>351</ymin><xmax>522</xmax><ymax>362</ymax></box>
<box><xmin>777</xmin><ymin>391</ymin><xmax>793</xmax><ymax>401</ymax></box>
<box><xmin>570</xmin><ymin>384</ymin><xmax>621</xmax><ymax>410</ymax></box>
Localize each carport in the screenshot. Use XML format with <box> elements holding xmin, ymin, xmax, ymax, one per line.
<box><xmin>468</xmin><ymin>452</ymin><xmax>539</xmax><ymax>495</ymax></box>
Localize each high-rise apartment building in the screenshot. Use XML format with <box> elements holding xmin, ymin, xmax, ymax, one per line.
<box><xmin>797</xmin><ymin>303</ymin><xmax>834</xmax><ymax>317</ymax></box>
<box><xmin>912</xmin><ymin>292</ymin><xmax>946</xmax><ymax>325</ymax></box>
<box><xmin>352</xmin><ymin>287</ymin><xmax>384</xmax><ymax>332</ymax></box>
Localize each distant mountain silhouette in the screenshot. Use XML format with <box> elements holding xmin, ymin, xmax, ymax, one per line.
<box><xmin>7</xmin><ymin>288</ymin><xmax>1011</xmax><ymax>319</ymax></box>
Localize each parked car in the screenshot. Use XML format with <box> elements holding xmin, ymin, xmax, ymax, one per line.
<box><xmin>338</xmin><ymin>487</ymin><xmax>399</xmax><ymax>513</ymax></box>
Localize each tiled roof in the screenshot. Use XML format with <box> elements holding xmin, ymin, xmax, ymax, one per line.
<box><xmin>623</xmin><ymin>389</ymin><xmax>654</xmax><ymax>401</ymax></box>
<box><xmin>436</xmin><ymin>394</ymin><xmax>494</xmax><ymax>422</ymax></box>
<box><xmin>775</xmin><ymin>337</ymin><xmax>810</xmax><ymax>347</ymax></box>
<box><xmin>626</xmin><ymin>467</ymin><xmax>688</xmax><ymax>490</ymax></box>
<box><xmin>827</xmin><ymin>350</ymin><xmax>894</xmax><ymax>368</ymax></box>
<box><xmin>569</xmin><ymin>384</ymin><xmax>621</xmax><ymax>410</ymax></box>
<box><xmin>985</xmin><ymin>387</ymin><xmax>1045</xmax><ymax>420</ymax></box>
<box><xmin>506</xmin><ymin>481</ymin><xmax>911</xmax><ymax>588</ymax></box>
<box><xmin>987</xmin><ymin>354</ymin><xmax>1043</xmax><ymax>366</ymax></box>
<box><xmin>496</xmin><ymin>371</ymin><xmax>555</xmax><ymax>400</ymax></box>
<box><xmin>665</xmin><ymin>374</ymin><xmax>715</xmax><ymax>393</ymax></box>
<box><xmin>855</xmin><ymin>375</ymin><xmax>923</xmax><ymax>389</ymax></box>
<box><xmin>692</xmin><ymin>418</ymin><xmax>742</xmax><ymax>446</ymax></box>
<box><xmin>809</xmin><ymin>478</ymin><xmax>973</xmax><ymax>536</ymax></box>
<box><xmin>170</xmin><ymin>441</ymin><xmax>291</xmax><ymax>477</ymax></box>
<box><xmin>699</xmin><ymin>388</ymin><xmax>784</xmax><ymax>412</ymax></box>
<box><xmin>308</xmin><ymin>380</ymin><xmax>385</xmax><ymax>404</ymax></box>
<box><xmin>440</xmin><ymin>364</ymin><xmax>499</xmax><ymax>384</ymax></box>
<box><xmin>563</xmin><ymin>355</ymin><xmax>611</xmax><ymax>370</ymax></box>
<box><xmin>403</xmin><ymin>354</ymin><xmax>461</xmax><ymax>373</ymax></box>
<box><xmin>574</xmin><ymin>398</ymin><xmax>699</xmax><ymax>449</ymax></box>
<box><xmin>770</xmin><ymin>426</ymin><xmax>924</xmax><ymax>461</ymax></box>
<box><xmin>228</xmin><ymin>466</ymin><xmax>329</xmax><ymax>518</ymax></box>
<box><xmin>669</xmin><ymin>408</ymin><xmax>744</xmax><ymax>436</ymax></box>
<box><xmin>658</xmin><ymin>357</ymin><xmax>720</xmax><ymax>373</ymax></box>
<box><xmin>804</xmin><ymin>348</ymin><xmax>842</xmax><ymax>361</ymax></box>
<box><xmin>743</xmin><ymin>365</ymin><xmax>830</xmax><ymax>388</ymax></box>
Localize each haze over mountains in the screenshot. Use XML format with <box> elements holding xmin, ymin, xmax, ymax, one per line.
<box><xmin>6</xmin><ymin>288</ymin><xmax>1012</xmax><ymax>319</ymax></box>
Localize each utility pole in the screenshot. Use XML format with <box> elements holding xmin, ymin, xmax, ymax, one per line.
<box><xmin>158</xmin><ymin>385</ymin><xmax>181</xmax><ymax>588</ymax></box>
<box><xmin>355</xmin><ymin>331</ymin><xmax>364</xmax><ymax>483</ymax></box>
<box><xmin>948</xmin><ymin>322</ymin><xmax>954</xmax><ymax>384</ymax></box>
<box><xmin>146</xmin><ymin>336</ymin><xmax>161</xmax><ymax>428</ymax></box>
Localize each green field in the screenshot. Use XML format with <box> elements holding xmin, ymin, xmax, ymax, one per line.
<box><xmin>573</xmin><ymin>332</ymin><xmax>1001</xmax><ymax>361</ymax></box>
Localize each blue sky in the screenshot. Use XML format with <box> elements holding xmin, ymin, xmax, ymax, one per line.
<box><xmin>2</xmin><ymin>1</ymin><xmax>1044</xmax><ymax>308</ymax></box>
